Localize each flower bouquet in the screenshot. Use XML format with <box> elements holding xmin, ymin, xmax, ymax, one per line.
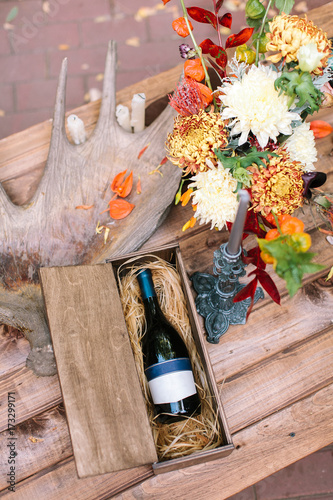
<box><xmin>163</xmin><ymin>0</ymin><xmax>333</xmax><ymax>308</ymax></box>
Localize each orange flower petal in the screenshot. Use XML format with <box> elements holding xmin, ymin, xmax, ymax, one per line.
<box><xmin>172</xmin><ymin>17</ymin><xmax>193</xmax><ymax>38</ymax></box>
<box><xmin>180</xmin><ymin>188</ymin><xmax>193</xmax><ymax>206</ymax></box>
<box><xmin>111</xmin><ymin>169</ymin><xmax>127</xmax><ymax>193</ymax></box>
<box><xmin>109</xmin><ymin>199</ymin><xmax>135</xmax><ymax>219</ymax></box>
<box><xmin>184</xmin><ymin>59</ymin><xmax>205</xmax><ymax>82</ymax></box>
<box><xmin>117</xmin><ymin>171</ymin><xmax>133</xmax><ymax>198</ymax></box>
<box><xmin>310</xmin><ymin>120</ymin><xmax>333</xmax><ymax>138</ymax></box>
<box><xmin>75</xmin><ymin>204</ymin><xmax>94</xmax><ymax>210</ymax></box>
<box><xmin>162</xmin><ymin>0</ymin><xmax>171</xmax><ymax>4</ymax></box>
<box><xmin>196</xmin><ymin>82</ymin><xmax>213</xmax><ymax>106</ymax></box>
<box><xmin>138</xmin><ymin>143</ymin><xmax>150</xmax><ymax>159</ymax></box>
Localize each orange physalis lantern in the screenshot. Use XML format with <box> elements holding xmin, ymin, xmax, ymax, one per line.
<box><xmin>172</xmin><ymin>17</ymin><xmax>193</xmax><ymax>38</ymax></box>
<box><xmin>184</xmin><ymin>59</ymin><xmax>205</xmax><ymax>82</ymax></box>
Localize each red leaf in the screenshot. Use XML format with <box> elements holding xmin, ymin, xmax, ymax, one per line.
<box><xmin>187</xmin><ymin>7</ymin><xmax>217</xmax><ymax>29</ymax></box>
<box><xmin>233</xmin><ymin>277</ymin><xmax>257</xmax><ymax>302</ymax></box>
<box><xmin>208</xmin><ymin>57</ymin><xmax>226</xmax><ymax>78</ymax></box>
<box><xmin>200</xmin><ymin>38</ymin><xmax>215</xmax><ymax>53</ymax></box>
<box><xmin>199</xmin><ymin>39</ymin><xmax>227</xmax><ymax>69</ymax></box>
<box><xmin>256</xmin><ymin>269</ymin><xmax>281</xmax><ymax>305</ymax></box>
<box><xmin>216</xmin><ymin>0</ymin><xmax>225</xmax><ymax>13</ymax></box>
<box><xmin>243</xmin><ymin>246</ymin><xmax>266</xmax><ymax>270</ymax></box>
<box><xmin>219</xmin><ymin>13</ymin><xmax>232</xmax><ymax>28</ymax></box>
<box><xmin>243</xmin><ymin>209</ymin><xmax>266</xmax><ymax>238</ymax></box>
<box><xmin>225</xmin><ymin>27</ymin><xmax>254</xmax><ymax>48</ymax></box>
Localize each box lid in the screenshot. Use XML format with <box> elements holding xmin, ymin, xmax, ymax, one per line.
<box><xmin>40</xmin><ymin>263</ymin><xmax>158</xmax><ymax>478</ymax></box>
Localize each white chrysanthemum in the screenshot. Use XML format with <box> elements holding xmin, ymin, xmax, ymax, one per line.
<box><xmin>189</xmin><ymin>160</ymin><xmax>239</xmax><ymax>231</ymax></box>
<box><xmin>219</xmin><ymin>64</ymin><xmax>301</xmax><ymax>149</ymax></box>
<box><xmin>284</xmin><ymin>122</ymin><xmax>317</xmax><ymax>171</ymax></box>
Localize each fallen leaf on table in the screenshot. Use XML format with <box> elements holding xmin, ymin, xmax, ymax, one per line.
<box><xmin>3</xmin><ymin>22</ymin><xmax>15</xmax><ymax>30</ymax></box>
<box><xmin>94</xmin><ymin>15</ymin><xmax>111</xmax><ymax>23</ymax></box>
<box><xmin>75</xmin><ymin>204</ymin><xmax>94</xmax><ymax>210</ymax></box>
<box><xmin>42</xmin><ymin>1</ymin><xmax>50</xmax><ymax>14</ymax></box>
<box><xmin>138</xmin><ymin>143</ymin><xmax>150</xmax><ymax>159</ymax></box>
<box><xmin>29</xmin><ymin>436</ymin><xmax>44</xmax><ymax>443</ymax></box>
<box><xmin>126</xmin><ymin>37</ymin><xmax>141</xmax><ymax>47</ymax></box>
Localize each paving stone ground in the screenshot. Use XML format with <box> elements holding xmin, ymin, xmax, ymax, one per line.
<box><xmin>0</xmin><ymin>1</ymin><xmax>332</xmax><ymax>498</ymax></box>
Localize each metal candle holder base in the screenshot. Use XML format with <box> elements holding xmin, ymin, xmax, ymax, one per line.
<box><xmin>191</xmin><ymin>243</ymin><xmax>264</xmax><ymax>344</ymax></box>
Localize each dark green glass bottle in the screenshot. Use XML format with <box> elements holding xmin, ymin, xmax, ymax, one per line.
<box><xmin>136</xmin><ymin>268</ymin><xmax>201</xmax><ymax>423</ymax></box>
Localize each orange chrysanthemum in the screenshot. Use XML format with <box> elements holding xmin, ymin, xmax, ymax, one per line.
<box><xmin>166</xmin><ymin>110</ymin><xmax>228</xmax><ymax>174</ymax></box>
<box><xmin>248</xmin><ymin>149</ymin><xmax>304</xmax><ymax>216</ymax></box>
<box><xmin>266</xmin><ymin>14</ymin><xmax>331</xmax><ymax>74</ymax></box>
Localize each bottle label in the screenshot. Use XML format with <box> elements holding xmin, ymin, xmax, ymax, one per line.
<box><xmin>145</xmin><ymin>358</ymin><xmax>197</xmax><ymax>405</ymax></box>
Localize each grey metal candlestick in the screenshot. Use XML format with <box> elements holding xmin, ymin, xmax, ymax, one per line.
<box><xmin>191</xmin><ymin>191</ymin><xmax>264</xmax><ymax>343</ymax></box>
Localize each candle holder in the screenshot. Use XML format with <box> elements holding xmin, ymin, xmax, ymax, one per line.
<box><xmin>191</xmin><ymin>243</ymin><xmax>264</xmax><ymax>344</ymax></box>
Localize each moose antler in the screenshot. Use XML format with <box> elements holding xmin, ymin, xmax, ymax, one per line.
<box><xmin>0</xmin><ymin>41</ymin><xmax>182</xmax><ymax>376</ymax></box>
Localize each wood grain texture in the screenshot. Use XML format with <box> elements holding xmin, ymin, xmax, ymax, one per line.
<box><xmin>114</xmin><ymin>384</ymin><xmax>333</xmax><ymax>500</ymax></box>
<box><xmin>0</xmin><ymin>404</ymin><xmax>72</xmax><ymax>491</ymax></box>
<box><xmin>0</xmin><ymin>3</ymin><xmax>332</xmax><ymax>497</ymax></box>
<box><xmin>40</xmin><ymin>263</ymin><xmax>157</xmax><ymax>477</ymax></box>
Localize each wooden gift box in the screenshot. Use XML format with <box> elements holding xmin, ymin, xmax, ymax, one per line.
<box><xmin>39</xmin><ymin>243</ymin><xmax>234</xmax><ymax>479</ymax></box>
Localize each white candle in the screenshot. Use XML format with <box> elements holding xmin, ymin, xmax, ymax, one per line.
<box><xmin>67</xmin><ymin>114</ymin><xmax>86</xmax><ymax>145</ymax></box>
<box><xmin>130</xmin><ymin>93</ymin><xmax>146</xmax><ymax>133</ymax></box>
<box><xmin>226</xmin><ymin>190</ymin><xmax>251</xmax><ymax>256</ymax></box>
<box><xmin>116</xmin><ymin>104</ymin><xmax>132</xmax><ymax>132</ymax></box>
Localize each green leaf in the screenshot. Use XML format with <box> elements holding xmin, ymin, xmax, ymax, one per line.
<box><xmin>6</xmin><ymin>6</ymin><xmax>18</xmax><ymax>23</ymax></box>
<box><xmin>246</xmin><ymin>17</ymin><xmax>262</xmax><ymax>30</ymax></box>
<box><xmin>215</xmin><ymin>147</ymin><xmax>277</xmax><ymax>173</ymax></box>
<box><xmin>274</xmin><ymin>0</ymin><xmax>294</xmax><ymax>15</ymax></box>
<box><xmin>257</xmin><ymin>236</ymin><xmax>325</xmax><ymax>297</ymax></box>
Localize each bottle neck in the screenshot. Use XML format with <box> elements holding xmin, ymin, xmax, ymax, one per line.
<box><xmin>142</xmin><ymin>296</ymin><xmax>162</xmax><ymax>327</ymax></box>
<box><xmin>137</xmin><ymin>268</ymin><xmax>162</xmax><ymax>326</ymax></box>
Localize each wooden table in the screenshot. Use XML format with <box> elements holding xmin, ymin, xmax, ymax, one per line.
<box><xmin>0</xmin><ymin>4</ymin><xmax>333</xmax><ymax>499</ymax></box>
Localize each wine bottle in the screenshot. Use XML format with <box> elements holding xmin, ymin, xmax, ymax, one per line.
<box><xmin>136</xmin><ymin>268</ymin><xmax>201</xmax><ymax>423</ymax></box>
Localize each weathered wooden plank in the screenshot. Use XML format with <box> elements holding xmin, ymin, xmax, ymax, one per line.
<box><xmin>0</xmin><ymin>331</ymin><xmax>30</xmax><ymax>377</ymax></box>
<box><xmin>1</xmin><ymin>259</ymin><xmax>331</xmax><ymax>436</ymax></box>
<box><xmin>1</xmin><ymin>325</ymin><xmax>331</xmax><ymax>493</ymax></box>
<box><xmin>0</xmin><ymin>365</ymin><xmax>61</xmax><ymax>433</ymax></box>
<box><xmin>208</xmin><ymin>283</ymin><xmax>333</xmax><ymax>382</ymax></box>
<box><xmin>40</xmin><ymin>264</ymin><xmax>157</xmax><ymax>477</ymax></box>
<box><xmin>113</xmin><ymin>384</ymin><xmax>333</xmax><ymax>500</ymax></box>
<box><xmin>0</xmin><ymin>404</ymin><xmax>72</xmax><ymax>491</ymax></box>
<box><xmin>0</xmin><ymin>456</ymin><xmax>153</xmax><ymax>500</ymax></box>
<box><xmin>4</xmin><ymin>384</ymin><xmax>332</xmax><ymax>500</ymax></box>
<box><xmin>221</xmin><ymin>328</ymin><xmax>333</xmax><ymax>433</ymax></box>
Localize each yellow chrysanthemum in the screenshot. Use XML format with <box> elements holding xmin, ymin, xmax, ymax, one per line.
<box><xmin>248</xmin><ymin>149</ymin><xmax>304</xmax><ymax>216</ymax></box>
<box><xmin>166</xmin><ymin>110</ymin><xmax>228</xmax><ymax>174</ymax></box>
<box><xmin>266</xmin><ymin>14</ymin><xmax>331</xmax><ymax>74</ymax></box>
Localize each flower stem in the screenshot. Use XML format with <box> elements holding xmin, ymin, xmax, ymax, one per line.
<box><xmin>255</xmin><ymin>0</ymin><xmax>273</xmax><ymax>66</ymax></box>
<box><xmin>179</xmin><ymin>0</ymin><xmax>213</xmax><ymax>92</ymax></box>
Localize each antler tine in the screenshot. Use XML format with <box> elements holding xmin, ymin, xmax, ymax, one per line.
<box><xmin>94</xmin><ymin>40</ymin><xmax>118</xmax><ymax>132</ymax></box>
<box><xmin>49</xmin><ymin>57</ymin><xmax>68</xmax><ymax>148</ymax></box>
